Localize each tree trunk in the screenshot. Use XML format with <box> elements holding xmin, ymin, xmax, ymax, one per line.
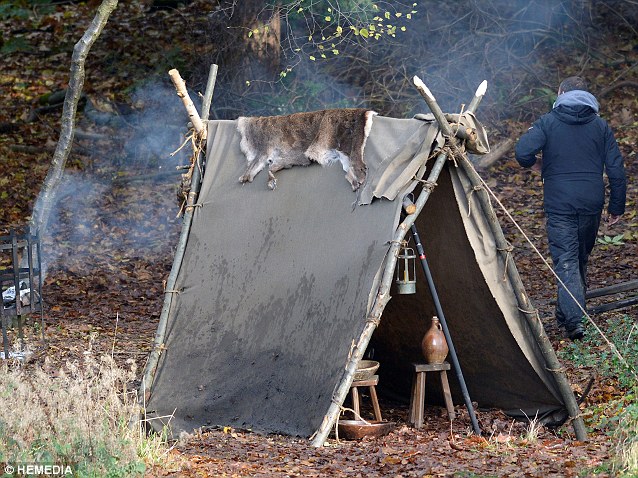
<box><xmin>29</xmin><ymin>0</ymin><xmax>119</xmax><ymax>238</ymax></box>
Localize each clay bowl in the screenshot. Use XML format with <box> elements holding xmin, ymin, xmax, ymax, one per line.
<box><xmin>337</xmin><ymin>420</ymin><xmax>395</xmax><ymax>440</ymax></box>
<box><xmin>353</xmin><ymin>360</ymin><xmax>380</xmax><ymax>381</ymax></box>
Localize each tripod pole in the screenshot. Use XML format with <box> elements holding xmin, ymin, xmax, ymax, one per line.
<box><xmin>410</xmin><ymin>222</ymin><xmax>481</xmax><ymax>435</ymax></box>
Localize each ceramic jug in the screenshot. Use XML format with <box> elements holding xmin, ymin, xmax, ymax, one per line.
<box><xmin>421</xmin><ymin>316</ymin><xmax>448</xmax><ymax>364</ymax></box>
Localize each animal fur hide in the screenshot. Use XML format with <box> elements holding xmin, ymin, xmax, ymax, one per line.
<box><xmin>237</xmin><ymin>108</ymin><xmax>377</xmax><ymax>191</ymax></box>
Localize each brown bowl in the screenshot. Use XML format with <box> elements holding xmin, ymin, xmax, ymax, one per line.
<box><xmin>337</xmin><ymin>420</ymin><xmax>395</xmax><ymax>440</ymax></box>
<box><xmin>353</xmin><ymin>360</ymin><xmax>380</xmax><ymax>381</ymax></box>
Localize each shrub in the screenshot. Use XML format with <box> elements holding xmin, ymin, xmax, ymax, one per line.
<box><xmin>559</xmin><ymin>314</ymin><xmax>638</xmax><ymax>391</ymax></box>
<box><xmin>613</xmin><ymin>396</ymin><xmax>638</xmax><ymax>477</ymax></box>
<box><xmin>0</xmin><ymin>354</ymin><xmax>172</xmax><ymax>477</ymax></box>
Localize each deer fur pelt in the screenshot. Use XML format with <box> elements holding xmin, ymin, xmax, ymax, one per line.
<box><xmin>237</xmin><ymin>108</ymin><xmax>377</xmax><ymax>191</ymax></box>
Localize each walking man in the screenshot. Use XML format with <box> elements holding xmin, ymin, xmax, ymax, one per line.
<box><xmin>515</xmin><ymin>76</ymin><xmax>626</xmax><ymax>340</ymax></box>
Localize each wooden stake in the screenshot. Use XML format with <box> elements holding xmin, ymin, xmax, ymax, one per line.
<box><xmin>142</xmin><ymin>65</ymin><xmax>218</xmax><ymax>403</ymax></box>
<box><xmin>467</xmin><ymin>80</ymin><xmax>488</xmax><ymax>113</ymax></box>
<box><xmin>169</xmin><ymin>69</ymin><xmax>206</xmax><ymax>138</ymax></box>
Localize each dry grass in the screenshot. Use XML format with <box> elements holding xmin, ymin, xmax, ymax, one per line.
<box><xmin>613</xmin><ymin>396</ymin><xmax>638</xmax><ymax>477</ymax></box>
<box><xmin>0</xmin><ymin>352</ymin><xmax>175</xmax><ymax>477</ymax></box>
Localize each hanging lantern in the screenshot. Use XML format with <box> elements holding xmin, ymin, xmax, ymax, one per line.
<box><xmin>395</xmin><ymin>246</ymin><xmax>416</xmax><ymax>294</ymax></box>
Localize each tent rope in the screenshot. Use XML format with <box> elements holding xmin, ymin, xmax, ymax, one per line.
<box><xmin>546</xmin><ymin>366</ymin><xmax>567</xmax><ymax>373</ymax></box>
<box><xmin>413</xmin><ymin>178</ymin><xmax>438</xmax><ymax>192</ymax></box>
<box><xmin>440</xmin><ymin>144</ymin><xmax>463</xmax><ymax>167</ymax></box>
<box><xmin>563</xmin><ymin>411</ymin><xmax>584</xmax><ymax>425</ymax></box>
<box><xmin>497</xmin><ymin>241</ymin><xmax>514</xmax><ymax>281</ymax></box>
<box><xmin>517</xmin><ymin>305</ymin><xmax>539</xmax><ymax>315</ymax></box>
<box><xmin>463</xmin><ymin>159</ymin><xmax>637</xmax><ymax>380</ymax></box>
<box><xmin>466</xmin><ymin>185</ymin><xmax>484</xmax><ymax>218</ymax></box>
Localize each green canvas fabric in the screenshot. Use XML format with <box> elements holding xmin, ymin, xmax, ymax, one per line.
<box><xmin>146</xmin><ymin>115</ymin><xmax>565</xmax><ymax>438</ymax></box>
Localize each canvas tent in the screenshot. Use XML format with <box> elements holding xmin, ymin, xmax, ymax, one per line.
<box><xmin>142</xmin><ymin>92</ymin><xmax>585</xmax><ymax>443</ymax></box>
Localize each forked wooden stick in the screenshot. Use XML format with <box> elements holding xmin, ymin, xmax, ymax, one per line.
<box><xmin>169</xmin><ymin>69</ymin><xmax>206</xmax><ymax>138</ymax></box>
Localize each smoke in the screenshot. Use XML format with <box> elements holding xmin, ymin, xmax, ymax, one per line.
<box><xmin>37</xmin><ymin>173</ymin><xmax>109</xmax><ymax>281</ymax></box>
<box><xmin>125</xmin><ymin>82</ymin><xmax>196</xmax><ymax>170</ymax></box>
<box><xmin>201</xmin><ymin>0</ymin><xmax>610</xmax><ymax>122</ymax></box>
<box><xmin>37</xmin><ymin>81</ymin><xmax>193</xmax><ymax>285</ymax></box>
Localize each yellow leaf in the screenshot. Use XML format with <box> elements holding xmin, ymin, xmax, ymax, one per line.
<box><xmin>360</xmin><ymin>28</ymin><xmax>369</xmax><ymax>38</ymax></box>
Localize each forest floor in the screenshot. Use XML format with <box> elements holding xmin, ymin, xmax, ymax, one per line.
<box><xmin>0</xmin><ymin>1</ymin><xmax>636</xmax><ymax>477</ymax></box>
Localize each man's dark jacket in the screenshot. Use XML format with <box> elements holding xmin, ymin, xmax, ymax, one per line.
<box><xmin>515</xmin><ymin>90</ymin><xmax>626</xmax><ymax>216</ymax></box>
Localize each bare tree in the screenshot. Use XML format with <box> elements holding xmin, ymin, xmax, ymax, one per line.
<box><xmin>30</xmin><ymin>0</ymin><xmax>119</xmax><ymax>240</ymax></box>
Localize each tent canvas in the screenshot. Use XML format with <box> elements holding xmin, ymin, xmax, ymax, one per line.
<box><xmin>144</xmin><ymin>113</ymin><xmax>580</xmax><ymax>440</ymax></box>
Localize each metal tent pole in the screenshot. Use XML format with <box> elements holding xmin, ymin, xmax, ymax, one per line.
<box><xmin>410</xmin><ymin>223</ymin><xmax>481</xmax><ymax>435</ymax></box>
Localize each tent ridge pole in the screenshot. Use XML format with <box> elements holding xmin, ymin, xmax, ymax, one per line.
<box><xmin>310</xmin><ymin>150</ymin><xmax>450</xmax><ymax>447</ymax></box>
<box><xmin>455</xmin><ymin>154</ymin><xmax>587</xmax><ymax>441</ymax></box>
<box><xmin>140</xmin><ymin>65</ymin><xmax>218</xmax><ymax>403</ymax></box>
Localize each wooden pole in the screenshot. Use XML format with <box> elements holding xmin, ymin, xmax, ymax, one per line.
<box><xmin>413</xmin><ymin>74</ymin><xmax>587</xmax><ymax>441</ymax></box>
<box><xmin>585</xmin><ymin>279</ymin><xmax>638</xmax><ymax>299</ymax></box>
<box><xmin>454</xmin><ymin>153</ymin><xmax>588</xmax><ymax>441</ymax></box>
<box><xmin>141</xmin><ymin>66</ymin><xmax>218</xmax><ymax>401</ymax></box>
<box><xmin>310</xmin><ymin>150</ymin><xmax>450</xmax><ymax>447</ymax></box>
<box><xmin>412</xmin><ymin>75</ymin><xmax>482</xmax><ymax>436</ymax></box>
<box><xmin>589</xmin><ymin>296</ymin><xmax>638</xmax><ymax>315</ymax></box>
<box><xmin>467</xmin><ymin>80</ymin><xmax>488</xmax><ymax>114</ymax></box>
<box><xmin>168</xmin><ymin>69</ymin><xmax>206</xmax><ymax>139</ymax></box>
<box><xmin>474</xmin><ymin>138</ymin><xmax>515</xmax><ymax>170</ymax></box>
<box><xmin>201</xmin><ymin>64</ymin><xmax>218</xmax><ymax>121</ymax></box>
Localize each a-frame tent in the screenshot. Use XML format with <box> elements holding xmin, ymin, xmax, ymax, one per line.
<box><xmin>142</xmin><ymin>100</ymin><xmax>586</xmax><ymax>444</ymax></box>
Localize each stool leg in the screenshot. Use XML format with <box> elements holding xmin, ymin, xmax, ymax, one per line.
<box><xmin>440</xmin><ymin>371</ymin><xmax>456</xmax><ymax>420</ymax></box>
<box><xmin>415</xmin><ymin>372</ymin><xmax>426</xmax><ymax>429</ymax></box>
<box><xmin>409</xmin><ymin>374</ymin><xmax>417</xmax><ymax>423</ymax></box>
<box><xmin>369</xmin><ymin>386</ymin><xmax>382</xmax><ymax>421</ymax></box>
<box><xmin>351</xmin><ymin>386</ymin><xmax>360</xmax><ymax>419</ymax></box>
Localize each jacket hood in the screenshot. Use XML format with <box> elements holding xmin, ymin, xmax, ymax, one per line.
<box><xmin>552</xmin><ymin>90</ymin><xmax>599</xmax><ymax>124</ymax></box>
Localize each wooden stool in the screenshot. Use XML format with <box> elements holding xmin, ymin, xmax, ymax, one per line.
<box><xmin>409</xmin><ymin>362</ymin><xmax>455</xmax><ymax>428</ymax></box>
<box><xmin>349</xmin><ymin>375</ymin><xmax>382</xmax><ymax>421</ymax></box>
